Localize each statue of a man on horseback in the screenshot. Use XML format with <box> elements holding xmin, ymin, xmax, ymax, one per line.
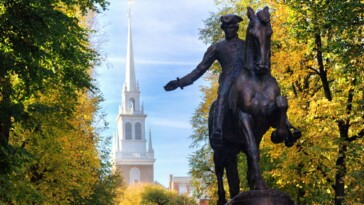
<box><xmin>164</xmin><ymin>14</ymin><xmax>245</xmax><ymax>149</ymax></box>
<box><xmin>164</xmin><ymin>7</ymin><xmax>301</xmax><ymax>205</ymax></box>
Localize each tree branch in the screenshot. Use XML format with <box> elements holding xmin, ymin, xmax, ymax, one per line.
<box><xmin>347</xmin><ymin>129</ymin><xmax>364</xmax><ymax>142</ymax></box>
<box><xmin>307</xmin><ymin>66</ymin><xmax>321</xmax><ymax>75</ymax></box>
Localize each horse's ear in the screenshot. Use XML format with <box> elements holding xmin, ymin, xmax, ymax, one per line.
<box><xmin>219</xmin><ymin>15</ymin><xmax>224</xmax><ymax>24</ymax></box>
<box><xmin>247</xmin><ymin>7</ymin><xmax>255</xmax><ymax>20</ymax></box>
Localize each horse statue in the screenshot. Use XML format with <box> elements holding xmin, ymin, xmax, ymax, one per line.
<box><xmin>208</xmin><ymin>7</ymin><xmax>301</xmax><ymax>204</ymax></box>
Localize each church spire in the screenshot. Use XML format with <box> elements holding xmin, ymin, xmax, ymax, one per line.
<box><xmin>114</xmin><ymin>1</ymin><xmax>155</xmax><ymax>185</ymax></box>
<box><xmin>125</xmin><ymin>5</ymin><xmax>137</xmax><ymax>92</ymax></box>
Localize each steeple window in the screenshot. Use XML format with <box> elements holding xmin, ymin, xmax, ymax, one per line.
<box><xmin>129</xmin><ymin>98</ymin><xmax>135</xmax><ymax>112</ymax></box>
<box><xmin>125</xmin><ymin>122</ymin><xmax>132</xmax><ymax>140</ymax></box>
<box><xmin>135</xmin><ymin>123</ymin><xmax>142</xmax><ymax>140</ymax></box>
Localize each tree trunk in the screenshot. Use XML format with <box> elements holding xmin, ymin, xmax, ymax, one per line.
<box><xmin>0</xmin><ymin>75</ymin><xmax>12</xmax><ymax>173</ymax></box>
<box><xmin>334</xmin><ymin>89</ymin><xmax>353</xmax><ymax>205</ymax></box>
<box><xmin>335</xmin><ymin>121</ymin><xmax>348</xmax><ymax>205</ymax></box>
<box><xmin>314</xmin><ymin>33</ymin><xmax>332</xmax><ymax>101</ymax></box>
<box><xmin>0</xmin><ymin>75</ymin><xmax>11</xmax><ymax>146</ymax></box>
<box><xmin>0</xmin><ymin>116</ymin><xmax>10</xmax><ymax>146</ymax></box>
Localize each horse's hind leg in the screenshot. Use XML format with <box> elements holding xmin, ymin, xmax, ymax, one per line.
<box><xmin>271</xmin><ymin>96</ymin><xmax>289</xmax><ymax>144</ymax></box>
<box><xmin>214</xmin><ymin>151</ymin><xmax>227</xmax><ymax>205</ymax></box>
<box><xmin>238</xmin><ymin>111</ymin><xmax>267</xmax><ymax>190</ymax></box>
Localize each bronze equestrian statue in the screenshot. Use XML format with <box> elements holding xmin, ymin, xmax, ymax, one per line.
<box><xmin>165</xmin><ymin>6</ymin><xmax>301</xmax><ymax>205</ymax></box>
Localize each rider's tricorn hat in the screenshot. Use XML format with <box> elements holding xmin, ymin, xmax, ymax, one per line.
<box><xmin>220</xmin><ymin>14</ymin><xmax>243</xmax><ymax>27</ymax></box>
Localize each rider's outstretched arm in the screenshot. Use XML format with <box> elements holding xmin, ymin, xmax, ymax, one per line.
<box><xmin>164</xmin><ymin>45</ymin><xmax>217</xmax><ymax>91</ymax></box>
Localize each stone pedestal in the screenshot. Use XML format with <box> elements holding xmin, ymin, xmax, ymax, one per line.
<box><xmin>226</xmin><ymin>190</ymin><xmax>295</xmax><ymax>205</ymax></box>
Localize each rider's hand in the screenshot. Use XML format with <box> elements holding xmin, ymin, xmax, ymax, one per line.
<box><xmin>164</xmin><ymin>80</ymin><xmax>179</xmax><ymax>91</ymax></box>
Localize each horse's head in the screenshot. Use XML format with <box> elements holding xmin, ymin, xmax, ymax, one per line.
<box><xmin>246</xmin><ymin>7</ymin><xmax>272</xmax><ymax>76</ymax></box>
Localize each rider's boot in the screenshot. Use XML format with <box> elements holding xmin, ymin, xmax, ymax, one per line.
<box><xmin>210</xmin><ymin>100</ymin><xmax>224</xmax><ymax>150</ymax></box>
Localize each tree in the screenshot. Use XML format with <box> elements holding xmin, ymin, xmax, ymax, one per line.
<box><xmin>141</xmin><ymin>185</ymin><xmax>171</xmax><ymax>205</ymax></box>
<box><xmin>118</xmin><ymin>184</ymin><xmax>145</xmax><ymax>205</ymax></box>
<box><xmin>0</xmin><ymin>0</ymin><xmax>108</xmax><ymax>164</ymax></box>
<box><xmin>269</xmin><ymin>1</ymin><xmax>364</xmax><ymax>204</ymax></box>
<box><xmin>141</xmin><ymin>184</ymin><xmax>196</xmax><ymax>205</ymax></box>
<box><xmin>118</xmin><ymin>184</ymin><xmax>196</xmax><ymax>205</ymax></box>
<box><xmin>0</xmin><ymin>0</ymin><xmax>125</xmax><ymax>204</ymax></box>
<box><xmin>1</xmin><ymin>79</ymin><xmax>119</xmax><ymax>204</ymax></box>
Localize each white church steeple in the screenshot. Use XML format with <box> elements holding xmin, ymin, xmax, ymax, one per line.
<box><xmin>125</xmin><ymin>7</ymin><xmax>138</xmax><ymax>92</ymax></box>
<box><xmin>119</xmin><ymin>6</ymin><xmax>142</xmax><ymax>115</ymax></box>
<box><xmin>113</xmin><ymin>2</ymin><xmax>155</xmax><ymax>186</ymax></box>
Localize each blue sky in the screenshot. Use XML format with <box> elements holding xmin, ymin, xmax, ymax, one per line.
<box><xmin>95</xmin><ymin>0</ymin><xmax>217</xmax><ymax>187</ymax></box>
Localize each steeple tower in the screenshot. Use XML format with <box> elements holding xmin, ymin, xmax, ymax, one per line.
<box><xmin>119</xmin><ymin>5</ymin><xmax>142</xmax><ymax>115</ymax></box>
<box><xmin>113</xmin><ymin>2</ymin><xmax>155</xmax><ymax>185</ymax></box>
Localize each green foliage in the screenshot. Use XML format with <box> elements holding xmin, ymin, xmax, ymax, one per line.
<box><xmin>0</xmin><ymin>0</ymin><xmax>120</xmax><ymax>204</ymax></box>
<box><xmin>189</xmin><ymin>144</ymin><xmax>215</xmax><ymax>199</ymax></box>
<box><xmin>270</xmin><ymin>1</ymin><xmax>363</xmax><ymax>204</ymax></box>
<box><xmin>141</xmin><ymin>185</ymin><xmax>171</xmax><ymax>205</ymax></box>
<box><xmin>118</xmin><ymin>184</ymin><xmax>196</xmax><ymax>205</ymax></box>
<box><xmin>0</xmin><ymin>0</ymin><xmax>108</xmax><ymax>146</ymax></box>
<box><xmin>1</xmin><ymin>86</ymin><xmax>119</xmax><ymax>204</ymax></box>
<box><xmin>199</xmin><ymin>0</ymin><xmax>266</xmax><ymax>45</ymax></box>
<box><xmin>141</xmin><ymin>184</ymin><xmax>196</xmax><ymax>205</ymax></box>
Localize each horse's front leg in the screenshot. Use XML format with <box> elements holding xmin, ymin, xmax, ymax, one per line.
<box><xmin>271</xmin><ymin>96</ymin><xmax>301</xmax><ymax>147</ymax></box>
<box><xmin>213</xmin><ymin>151</ymin><xmax>227</xmax><ymax>205</ymax></box>
<box><xmin>238</xmin><ymin>111</ymin><xmax>267</xmax><ymax>190</ymax></box>
<box><xmin>226</xmin><ymin>151</ymin><xmax>240</xmax><ymax>198</ymax></box>
<box><xmin>271</xmin><ymin>96</ymin><xmax>289</xmax><ymax>144</ymax></box>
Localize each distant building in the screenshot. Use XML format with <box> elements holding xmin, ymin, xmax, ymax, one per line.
<box><xmin>112</xmin><ymin>5</ymin><xmax>155</xmax><ymax>186</ymax></box>
<box><xmin>169</xmin><ymin>175</ymin><xmax>192</xmax><ymax>196</ymax></box>
<box><xmin>198</xmin><ymin>199</ymin><xmax>210</xmax><ymax>205</ymax></box>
